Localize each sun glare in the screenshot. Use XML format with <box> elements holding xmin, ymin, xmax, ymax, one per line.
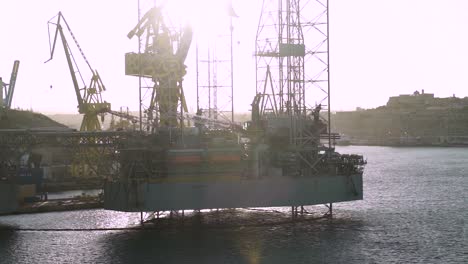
<box><xmin>164</xmin><ymin>0</ymin><xmax>233</xmax><ymax>38</ymax></box>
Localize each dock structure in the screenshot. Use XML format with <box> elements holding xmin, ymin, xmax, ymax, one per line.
<box><xmin>0</xmin><ymin>129</ymin><xmax>132</xmax><ymax>214</ymax></box>
<box><xmin>0</xmin><ymin>127</ymin><xmax>363</xmax><ymax>215</ymax></box>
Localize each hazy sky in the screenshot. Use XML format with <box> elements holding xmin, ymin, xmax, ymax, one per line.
<box><xmin>1</xmin><ymin>0</ymin><xmax>468</xmax><ymax>114</ymax></box>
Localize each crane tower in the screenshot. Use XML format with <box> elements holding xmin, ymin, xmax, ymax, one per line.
<box><xmin>125</xmin><ymin>5</ymin><xmax>192</xmax><ymax>132</ymax></box>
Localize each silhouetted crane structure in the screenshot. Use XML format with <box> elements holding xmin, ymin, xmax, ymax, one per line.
<box><xmin>125</xmin><ymin>6</ymin><xmax>193</xmax><ymax>132</ymax></box>
<box><xmin>46</xmin><ymin>12</ymin><xmax>110</xmax><ymax>131</ymax></box>
<box><xmin>1</xmin><ymin>60</ymin><xmax>20</xmax><ymax>109</ymax></box>
<box><xmin>45</xmin><ymin>12</ymin><xmax>112</xmax><ymax>178</ymax></box>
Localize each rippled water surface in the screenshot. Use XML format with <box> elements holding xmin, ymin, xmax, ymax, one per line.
<box><xmin>1</xmin><ymin>146</ymin><xmax>467</xmax><ymax>263</ymax></box>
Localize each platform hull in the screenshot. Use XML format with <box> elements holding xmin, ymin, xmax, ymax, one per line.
<box><xmin>0</xmin><ymin>183</ymin><xmax>18</xmax><ymax>214</ymax></box>
<box><xmin>104</xmin><ymin>174</ymin><xmax>363</xmax><ymax>212</ymax></box>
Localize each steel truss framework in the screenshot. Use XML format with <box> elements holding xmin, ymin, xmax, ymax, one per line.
<box><xmin>128</xmin><ymin>1</ymin><xmax>192</xmax><ymax>132</ymax></box>
<box><xmin>255</xmin><ymin>0</ymin><xmax>331</xmax><ymax>173</ymax></box>
<box><xmin>196</xmin><ymin>15</ymin><xmax>235</xmax><ymax>127</ymax></box>
<box><xmin>137</xmin><ymin>205</ymin><xmax>334</xmax><ymax>224</ymax></box>
<box><xmin>0</xmin><ymin>130</ymin><xmax>132</xmax><ymax>178</ymax></box>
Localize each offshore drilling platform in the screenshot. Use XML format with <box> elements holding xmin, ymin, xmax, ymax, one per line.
<box><xmin>104</xmin><ymin>0</ymin><xmax>365</xmax><ymax>213</ymax></box>
<box><xmin>1</xmin><ymin>0</ymin><xmax>365</xmax><ymax>216</ymax></box>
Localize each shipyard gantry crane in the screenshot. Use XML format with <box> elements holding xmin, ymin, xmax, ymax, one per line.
<box><xmin>125</xmin><ymin>6</ymin><xmax>192</xmax><ymax>131</ymax></box>
<box><xmin>0</xmin><ymin>60</ymin><xmax>20</xmax><ymax>109</ymax></box>
<box><xmin>45</xmin><ymin>12</ymin><xmax>110</xmax><ymax>131</ymax></box>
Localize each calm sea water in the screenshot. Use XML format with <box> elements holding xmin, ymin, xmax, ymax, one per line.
<box><xmin>0</xmin><ymin>146</ymin><xmax>467</xmax><ymax>263</ymax></box>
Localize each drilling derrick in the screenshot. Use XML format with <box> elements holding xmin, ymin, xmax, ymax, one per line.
<box><xmin>254</xmin><ymin>0</ymin><xmax>331</xmax><ymax>174</ymax></box>
<box><xmin>256</xmin><ymin>0</ymin><xmax>305</xmax><ymax>116</ymax></box>
<box><xmin>104</xmin><ymin>0</ymin><xmax>365</xmax><ymax>214</ymax></box>
<box><xmin>126</xmin><ymin>6</ymin><xmax>192</xmax><ymax>131</ymax></box>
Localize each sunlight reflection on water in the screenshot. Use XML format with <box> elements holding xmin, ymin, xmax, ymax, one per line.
<box><xmin>0</xmin><ymin>146</ymin><xmax>467</xmax><ymax>263</ymax></box>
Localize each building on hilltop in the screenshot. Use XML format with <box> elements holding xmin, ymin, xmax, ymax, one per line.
<box><xmin>332</xmin><ymin>91</ymin><xmax>468</xmax><ymax>146</ymax></box>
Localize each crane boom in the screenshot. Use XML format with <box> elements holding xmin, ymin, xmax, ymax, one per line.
<box><xmin>1</xmin><ymin>60</ymin><xmax>20</xmax><ymax>109</ymax></box>
<box><xmin>45</xmin><ymin>12</ymin><xmax>84</xmax><ymax>110</ymax></box>
<box><xmin>45</xmin><ymin>12</ymin><xmax>110</xmax><ymax>131</ymax></box>
<box><xmin>6</xmin><ymin>60</ymin><xmax>20</xmax><ymax>109</ymax></box>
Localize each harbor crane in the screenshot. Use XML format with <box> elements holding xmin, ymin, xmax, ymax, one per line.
<box><xmin>0</xmin><ymin>60</ymin><xmax>20</xmax><ymax>109</ymax></box>
<box><xmin>45</xmin><ymin>12</ymin><xmax>113</xmax><ymax>178</ymax></box>
<box><xmin>125</xmin><ymin>6</ymin><xmax>192</xmax><ymax>131</ymax></box>
<box><xmin>45</xmin><ymin>12</ymin><xmax>110</xmax><ymax>131</ymax></box>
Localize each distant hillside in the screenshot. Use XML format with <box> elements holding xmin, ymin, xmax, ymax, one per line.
<box><xmin>47</xmin><ymin>114</ymin><xmax>83</xmax><ymax>130</ymax></box>
<box><xmin>0</xmin><ymin>109</ymin><xmax>68</xmax><ymax>129</ymax></box>
<box><xmin>48</xmin><ymin>114</ymin><xmax>113</xmax><ymax>130</ymax></box>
